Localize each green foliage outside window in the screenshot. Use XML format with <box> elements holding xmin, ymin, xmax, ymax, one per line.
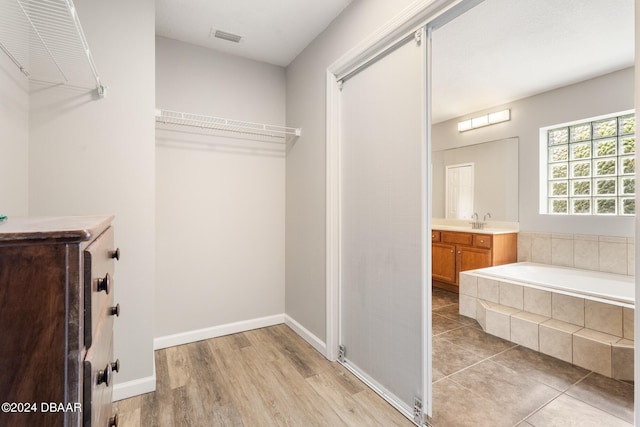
<box><xmin>552</xmin><ymin>165</ymin><xmax>568</xmax><ymax>179</ymax></box>
<box><xmin>596</xmin><ymin>139</ymin><xmax>616</xmax><ymax>157</ymax></box>
<box><xmin>572</xmin><ymin>144</ymin><xmax>591</xmax><ymax>159</ymax></box>
<box><xmin>573</xmin><ymin>199</ymin><xmax>590</xmax><ymax>214</ymax></box>
<box><xmin>596</xmin><ymin>160</ymin><xmax>616</xmax><ymax>176</ymax></box>
<box><xmin>549</xmin><ymin>129</ymin><xmax>568</xmax><ymax>145</ymax></box>
<box><xmin>571</xmin><ymin>125</ymin><xmax>591</xmax><ymax>142</ymax></box>
<box><xmin>597</xmin><ymin>199</ymin><xmax>616</xmax><ymax>214</ymax></box>
<box><xmin>597</xmin><ymin>180</ymin><xmax>615</xmax><ymax>194</ymax></box>
<box><xmin>551</xmin><ymin>146</ymin><xmax>568</xmax><ymax>162</ymax></box>
<box><xmin>552</xmin><ymin>200</ymin><xmax>568</xmax><ymax>213</ymax></box>
<box><xmin>573</xmin><ymin>181</ymin><xmax>590</xmax><ymax>195</ymax></box>
<box><xmin>594</xmin><ymin>120</ymin><xmax>617</xmax><ymax>138</ymax></box>
<box><xmin>552</xmin><ymin>182</ymin><xmax>567</xmax><ymax>196</ymax></box>
<box><xmin>620</xmin><ymin>116</ymin><xmax>636</xmax><ymax>134</ymax></box>
<box><xmin>573</xmin><ymin>163</ymin><xmax>590</xmax><ymax>177</ymax></box>
<box><xmin>623</xmin><ymin>199</ymin><xmax>635</xmax><ymax>215</ymax></box>
<box><xmin>622</xmin><ymin>137</ymin><xmax>635</xmax><ymax>154</ymax></box>
<box><xmin>545</xmin><ymin>112</ymin><xmax>635</xmax><ymax>216</ymax></box>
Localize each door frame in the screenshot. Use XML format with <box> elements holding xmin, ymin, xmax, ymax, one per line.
<box><xmin>325</xmin><ymin>0</ymin><xmax>484</xmax><ymax>419</ymax></box>
<box><xmin>634</xmin><ymin>3</ymin><xmax>639</xmax><ymax>425</ymax></box>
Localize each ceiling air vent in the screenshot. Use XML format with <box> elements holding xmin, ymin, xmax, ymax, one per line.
<box><xmin>212</xmin><ymin>29</ymin><xmax>242</xmax><ymax>43</ymax></box>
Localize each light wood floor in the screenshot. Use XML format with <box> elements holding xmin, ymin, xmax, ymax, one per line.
<box><xmin>114</xmin><ymin>324</ymin><xmax>414</xmax><ymax>426</ymax></box>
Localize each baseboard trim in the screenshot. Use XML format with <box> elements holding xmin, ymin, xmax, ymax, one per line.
<box><xmin>113</xmin><ymin>372</ymin><xmax>156</xmax><ymax>402</ymax></box>
<box><xmin>284</xmin><ymin>314</ymin><xmax>327</xmax><ymax>357</ymax></box>
<box><xmin>153</xmin><ymin>314</ymin><xmax>285</xmax><ymax>350</ymax></box>
<box><xmin>117</xmin><ymin>315</ymin><xmax>328</xmax><ymax>401</ymax></box>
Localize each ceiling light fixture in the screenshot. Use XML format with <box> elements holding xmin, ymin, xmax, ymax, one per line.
<box><xmin>212</xmin><ymin>29</ymin><xmax>242</xmax><ymax>43</ymax></box>
<box><xmin>457</xmin><ymin>109</ymin><xmax>511</xmax><ymax>132</ymax></box>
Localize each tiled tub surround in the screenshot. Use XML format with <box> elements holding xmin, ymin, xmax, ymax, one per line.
<box><xmin>517</xmin><ymin>231</ymin><xmax>634</xmax><ymax>276</ymax></box>
<box><xmin>459</xmin><ymin>265</ymin><xmax>634</xmax><ymax>380</ymax></box>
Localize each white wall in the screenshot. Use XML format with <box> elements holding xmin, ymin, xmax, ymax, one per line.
<box><xmin>154</xmin><ymin>38</ymin><xmax>286</xmax><ymax>343</ymax></box>
<box><xmin>0</xmin><ymin>53</ymin><xmax>29</xmax><ymax>216</ymax></box>
<box><xmin>285</xmin><ymin>0</ymin><xmax>417</xmax><ymax>344</ymax></box>
<box><xmin>27</xmin><ymin>0</ymin><xmax>156</xmax><ymax>399</ymax></box>
<box><xmin>432</xmin><ymin>68</ymin><xmax>635</xmax><ymax>237</ymax></box>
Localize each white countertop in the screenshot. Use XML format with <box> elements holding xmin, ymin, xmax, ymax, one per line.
<box><xmin>431</xmin><ymin>219</ymin><xmax>519</xmax><ymax>235</ymax></box>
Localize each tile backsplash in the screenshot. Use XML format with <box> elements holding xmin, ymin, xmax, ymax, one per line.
<box><xmin>517</xmin><ymin>232</ymin><xmax>635</xmax><ymax>276</ymax></box>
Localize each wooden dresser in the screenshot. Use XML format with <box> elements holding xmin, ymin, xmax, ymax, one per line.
<box><xmin>432</xmin><ymin>229</ymin><xmax>517</xmax><ymax>293</ymax></box>
<box><xmin>0</xmin><ymin>216</ymin><xmax>120</xmax><ymax>427</ymax></box>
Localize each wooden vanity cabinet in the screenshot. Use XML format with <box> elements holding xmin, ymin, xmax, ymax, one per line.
<box><xmin>0</xmin><ymin>216</ymin><xmax>119</xmax><ymax>427</ymax></box>
<box><xmin>432</xmin><ymin>230</ymin><xmax>517</xmax><ymax>293</ymax></box>
<box><xmin>432</xmin><ymin>242</ymin><xmax>457</xmax><ymax>284</ymax></box>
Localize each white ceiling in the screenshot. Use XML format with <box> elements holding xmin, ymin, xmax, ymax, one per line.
<box><xmin>432</xmin><ymin>0</ymin><xmax>634</xmax><ymax>123</ymax></box>
<box><xmin>155</xmin><ymin>0</ymin><xmax>353</xmax><ymax>67</ymax></box>
<box><xmin>155</xmin><ymin>0</ymin><xmax>635</xmax><ymax>123</ymax></box>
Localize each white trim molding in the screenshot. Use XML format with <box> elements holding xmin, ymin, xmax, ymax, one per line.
<box><xmin>153</xmin><ymin>314</ymin><xmax>285</xmax><ymax>350</ymax></box>
<box><xmin>325</xmin><ymin>69</ymin><xmax>341</xmax><ymax>362</ymax></box>
<box><xmin>113</xmin><ymin>376</ymin><xmax>156</xmax><ymax>401</ymax></box>
<box><xmin>113</xmin><ymin>357</ymin><xmax>156</xmax><ymax>401</ymax></box>
<box><xmin>634</xmin><ymin>0</ymin><xmax>640</xmax><ymax>424</ymax></box>
<box><xmin>284</xmin><ymin>314</ymin><xmax>327</xmax><ymax>356</ymax></box>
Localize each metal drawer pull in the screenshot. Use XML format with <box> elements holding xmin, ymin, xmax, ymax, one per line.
<box><xmin>109</xmin><ymin>414</ymin><xmax>119</xmax><ymax>427</ymax></box>
<box><xmin>110</xmin><ymin>248</ymin><xmax>121</xmax><ymax>261</ymax></box>
<box><xmin>109</xmin><ymin>304</ymin><xmax>120</xmax><ymax>317</ymax></box>
<box><xmin>98</xmin><ymin>363</ymin><xmax>112</xmax><ymax>387</ymax></box>
<box><xmin>97</xmin><ymin>273</ymin><xmax>111</xmax><ymax>294</ymax></box>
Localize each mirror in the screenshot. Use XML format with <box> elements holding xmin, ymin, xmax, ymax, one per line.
<box><xmin>432</xmin><ymin>137</ymin><xmax>519</xmax><ymax>222</ymax></box>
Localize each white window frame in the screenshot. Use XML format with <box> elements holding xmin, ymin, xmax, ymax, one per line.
<box><xmin>539</xmin><ymin>109</ymin><xmax>636</xmax><ymax>216</ymax></box>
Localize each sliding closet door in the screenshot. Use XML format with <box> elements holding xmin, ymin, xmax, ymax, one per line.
<box><xmin>339</xmin><ymin>28</ymin><xmax>427</xmax><ymax>422</ymax></box>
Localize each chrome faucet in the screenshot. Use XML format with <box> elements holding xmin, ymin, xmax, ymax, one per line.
<box><xmin>484</xmin><ymin>212</ymin><xmax>491</xmax><ymax>222</ymax></box>
<box><xmin>471</xmin><ymin>213</ymin><xmax>481</xmax><ymax>229</ymax></box>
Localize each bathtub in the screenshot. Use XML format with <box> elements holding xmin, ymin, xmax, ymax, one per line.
<box><xmin>458</xmin><ymin>262</ymin><xmax>635</xmax><ymax>379</ymax></box>
<box><xmin>472</xmin><ymin>262</ymin><xmax>634</xmax><ymax>308</ymax></box>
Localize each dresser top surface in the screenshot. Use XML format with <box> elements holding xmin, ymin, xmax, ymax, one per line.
<box><xmin>0</xmin><ymin>215</ymin><xmax>114</xmax><ymax>243</ymax></box>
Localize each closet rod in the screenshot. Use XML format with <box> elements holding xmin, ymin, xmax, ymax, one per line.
<box><xmin>155</xmin><ymin>109</ymin><xmax>302</xmax><ymax>139</ymax></box>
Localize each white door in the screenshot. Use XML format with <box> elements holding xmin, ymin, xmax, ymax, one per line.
<box><xmin>339</xmin><ymin>28</ymin><xmax>428</xmax><ymax>424</ymax></box>
<box><xmin>445</xmin><ymin>163</ymin><xmax>474</xmax><ymax>219</ymax></box>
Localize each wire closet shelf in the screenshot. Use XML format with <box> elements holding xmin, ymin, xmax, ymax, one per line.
<box><xmin>155</xmin><ymin>109</ymin><xmax>302</xmax><ymax>140</ymax></box>
<box><xmin>0</xmin><ymin>0</ymin><xmax>105</xmax><ymax>96</ymax></box>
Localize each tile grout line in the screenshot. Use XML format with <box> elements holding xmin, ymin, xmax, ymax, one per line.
<box><xmin>433</xmin><ymin>333</ymin><xmax>518</xmax><ymax>383</ymax></box>
<box><xmin>561</xmin><ymin>372</ymin><xmax>635</xmax><ymax>425</ymax></box>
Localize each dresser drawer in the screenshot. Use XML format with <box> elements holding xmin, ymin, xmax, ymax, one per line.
<box><xmin>431</xmin><ymin>230</ymin><xmax>441</xmax><ymax>242</ymax></box>
<box><xmin>84</xmin><ymin>227</ymin><xmax>118</xmax><ymax>349</ymax></box>
<box><xmin>83</xmin><ymin>316</ymin><xmax>116</xmax><ymax>427</ymax></box>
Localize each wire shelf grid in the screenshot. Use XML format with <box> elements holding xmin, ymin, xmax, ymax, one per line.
<box><xmin>0</xmin><ymin>0</ymin><xmax>104</xmax><ymax>93</ymax></box>
<box><xmin>155</xmin><ymin>109</ymin><xmax>302</xmax><ymax>140</ymax></box>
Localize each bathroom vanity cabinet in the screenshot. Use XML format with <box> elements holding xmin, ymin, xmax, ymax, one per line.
<box><xmin>0</xmin><ymin>216</ymin><xmax>120</xmax><ymax>427</ymax></box>
<box><xmin>432</xmin><ymin>229</ymin><xmax>517</xmax><ymax>293</ymax></box>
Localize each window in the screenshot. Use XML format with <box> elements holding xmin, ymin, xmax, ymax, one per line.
<box><xmin>543</xmin><ymin>111</ymin><xmax>636</xmax><ymax>215</ymax></box>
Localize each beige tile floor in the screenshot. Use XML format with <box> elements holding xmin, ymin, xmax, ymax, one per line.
<box><xmin>429</xmin><ymin>287</ymin><xmax>634</xmax><ymax>427</ymax></box>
